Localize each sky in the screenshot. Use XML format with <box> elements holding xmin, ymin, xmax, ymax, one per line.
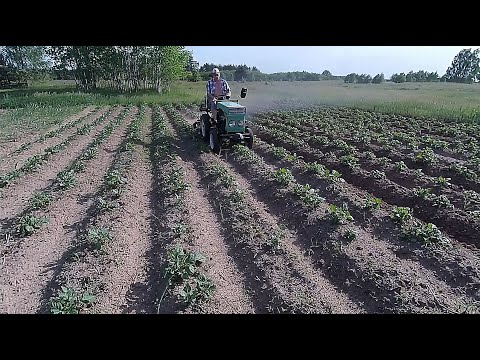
<box><xmin>186</xmin><ymin>46</ymin><xmax>479</xmax><ymax>77</ymax></box>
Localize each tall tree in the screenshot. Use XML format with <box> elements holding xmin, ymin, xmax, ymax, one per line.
<box><xmin>406</xmin><ymin>71</ymin><xmax>416</xmax><ymax>82</ymax></box>
<box><xmin>344</xmin><ymin>73</ymin><xmax>357</xmax><ymax>83</ymax></box>
<box><xmin>234</xmin><ymin>64</ymin><xmax>249</xmax><ymax>81</ymax></box>
<box><xmin>426</xmin><ymin>71</ymin><xmax>439</xmax><ymax>82</ymax></box>
<box><xmin>372</xmin><ymin>73</ymin><xmax>384</xmax><ymax>84</ymax></box>
<box><xmin>47</xmin><ymin>46</ymin><xmax>106</xmax><ymax>90</ymax></box>
<box><xmin>157</xmin><ymin>46</ymin><xmax>190</xmax><ymax>92</ymax></box>
<box><xmin>445</xmin><ymin>48</ymin><xmax>480</xmax><ymax>83</ymax></box>
<box><xmin>1</xmin><ymin>46</ymin><xmax>49</xmax><ymax>81</ymax></box>
<box><xmin>2</xmin><ymin>46</ymin><xmax>48</xmax><ymax>70</ymax></box>
<box><xmin>47</xmin><ymin>46</ymin><xmax>190</xmax><ymax>93</ymax></box>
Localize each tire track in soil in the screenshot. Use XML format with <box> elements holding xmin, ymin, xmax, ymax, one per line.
<box><xmin>89</xmin><ymin>107</ymin><xmax>156</xmax><ymax>314</ymax></box>
<box><xmin>0</xmin><ymin>107</ymin><xmax>135</xmax><ymax>314</ymax></box>
<box><xmin>0</xmin><ymin>106</ymin><xmax>99</xmax><ymax>172</ymax></box>
<box><xmin>0</xmin><ymin>106</ymin><xmax>96</xmax><ymax>160</ymax></box>
<box><xmin>174</xmin><ymin>110</ymin><xmax>361</xmax><ymax>313</ymax></box>
<box><xmin>163</xmin><ymin>117</ymin><xmax>256</xmax><ymax>314</ymax></box>
<box><xmin>0</xmin><ymin>106</ymin><xmax>122</xmax><ymax>221</ymax></box>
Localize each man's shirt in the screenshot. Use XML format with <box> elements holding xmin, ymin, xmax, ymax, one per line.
<box><xmin>206</xmin><ymin>78</ymin><xmax>231</xmax><ymax>97</ymax></box>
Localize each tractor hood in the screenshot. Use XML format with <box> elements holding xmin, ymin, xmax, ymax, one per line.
<box><xmin>217</xmin><ymin>101</ymin><xmax>246</xmax><ymax>114</ymax></box>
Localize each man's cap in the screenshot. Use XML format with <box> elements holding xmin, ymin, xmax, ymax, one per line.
<box><xmin>212</xmin><ymin>68</ymin><xmax>220</xmax><ymax>75</ymax></box>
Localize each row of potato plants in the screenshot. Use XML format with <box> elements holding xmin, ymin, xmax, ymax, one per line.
<box><xmin>153</xmin><ymin>105</ymin><xmax>215</xmax><ymax>312</ymax></box>
<box><xmin>254</xmin><ymin>117</ymin><xmax>480</xmax><ymax>214</ymax></box>
<box><xmin>8</xmin><ymin>106</ymin><xmax>100</xmax><ymax>157</ymax></box>
<box><xmin>0</xmin><ymin>107</ymin><xmax>113</xmax><ymax>189</ymax></box>
<box><xmin>49</xmin><ymin>105</ymin><xmax>144</xmax><ymax>314</ymax></box>
<box><xmin>3</xmin><ymin>106</ymin><xmax>131</xmax><ymax>246</ymax></box>
<box><xmin>253</xmin><ymin>122</ymin><xmax>480</xmax><ymax>248</ymax></box>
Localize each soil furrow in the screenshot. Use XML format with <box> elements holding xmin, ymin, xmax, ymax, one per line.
<box><xmin>256</xmin><ymin>128</ymin><xmax>480</xmax><ymax>249</ymax></box>
<box><xmin>0</xmin><ymin>106</ymin><xmax>102</xmax><ymax>173</ymax></box>
<box><xmin>179</xmin><ymin>108</ymin><xmax>364</xmax><ymax>313</ymax></box>
<box><xmin>0</xmin><ymin>107</ymin><xmax>134</xmax><ymax>314</ymax></box>
<box><xmin>89</xmin><ymin>107</ymin><xmax>156</xmax><ymax>313</ymax></box>
<box><xmin>0</xmin><ymin>106</ymin><xmax>96</xmax><ymax>160</ymax></box>
<box><xmin>251</xmin><ymin>139</ymin><xmax>480</xmax><ymax>297</ymax></box>
<box><xmin>0</xmin><ymin>106</ymin><xmax>122</xmax><ymax>221</ymax></box>
<box><xmin>163</xmin><ymin>115</ymin><xmax>259</xmax><ymax>314</ymax></box>
<box><xmin>221</xmin><ymin>141</ymin><xmax>477</xmax><ymax>313</ymax></box>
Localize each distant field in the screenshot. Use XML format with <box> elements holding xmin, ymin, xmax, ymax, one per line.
<box><xmin>224</xmin><ymin>80</ymin><xmax>480</xmax><ymax>123</ymax></box>
<box><xmin>2</xmin><ymin>80</ymin><xmax>480</xmax><ymax>124</ymax></box>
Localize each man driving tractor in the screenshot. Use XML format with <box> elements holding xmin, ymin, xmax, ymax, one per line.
<box><xmin>206</xmin><ymin>68</ymin><xmax>231</xmax><ymax>121</ymax></box>
<box><xmin>195</xmin><ymin>68</ymin><xmax>252</xmax><ymax>154</ymax></box>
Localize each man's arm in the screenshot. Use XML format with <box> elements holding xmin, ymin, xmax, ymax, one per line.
<box><xmin>206</xmin><ymin>81</ymin><xmax>215</xmax><ymax>100</ymax></box>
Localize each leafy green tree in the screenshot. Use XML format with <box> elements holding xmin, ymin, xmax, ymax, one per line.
<box><xmin>234</xmin><ymin>64</ymin><xmax>249</xmax><ymax>81</ymax></box>
<box><xmin>1</xmin><ymin>46</ymin><xmax>50</xmax><ymax>81</ymax></box>
<box><xmin>391</xmin><ymin>73</ymin><xmax>406</xmax><ymax>83</ymax></box>
<box><xmin>321</xmin><ymin>70</ymin><xmax>333</xmax><ymax>80</ymax></box>
<box><xmin>47</xmin><ymin>46</ymin><xmax>105</xmax><ymax>90</ymax></box>
<box><xmin>47</xmin><ymin>46</ymin><xmax>189</xmax><ymax>93</ymax></box>
<box><xmin>158</xmin><ymin>46</ymin><xmax>190</xmax><ymax>92</ymax></box>
<box><xmin>372</xmin><ymin>73</ymin><xmax>384</xmax><ymax>84</ymax></box>
<box><xmin>2</xmin><ymin>46</ymin><xmax>48</xmax><ymax>71</ymax></box>
<box><xmin>445</xmin><ymin>48</ymin><xmax>480</xmax><ymax>83</ymax></box>
<box><xmin>426</xmin><ymin>71</ymin><xmax>439</xmax><ymax>82</ymax></box>
<box><xmin>406</xmin><ymin>71</ymin><xmax>416</xmax><ymax>82</ymax></box>
<box><xmin>415</xmin><ymin>70</ymin><xmax>427</xmax><ymax>82</ymax></box>
<box><xmin>357</xmin><ymin>74</ymin><xmax>372</xmax><ymax>84</ymax></box>
<box><xmin>344</xmin><ymin>73</ymin><xmax>357</xmax><ymax>83</ymax></box>
<box><xmin>199</xmin><ymin>63</ymin><xmax>216</xmax><ymax>72</ymax></box>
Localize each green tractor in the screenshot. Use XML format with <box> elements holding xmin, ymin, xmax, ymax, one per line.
<box><xmin>194</xmin><ymin>87</ymin><xmax>254</xmax><ymax>154</ymax></box>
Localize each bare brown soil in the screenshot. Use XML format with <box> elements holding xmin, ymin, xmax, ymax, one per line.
<box><xmin>0</xmin><ymin>106</ymin><xmax>104</xmax><ymax>175</ymax></box>
<box><xmin>1</xmin><ymin>104</ymin><xmax>478</xmax><ymax>314</ymax></box>
<box><xmin>0</xmin><ymin>107</ymin><xmax>136</xmax><ymax>313</ymax></box>
<box><xmin>0</xmin><ymin>106</ymin><xmax>123</xmax><ymax>222</ymax></box>
<box><xmin>0</xmin><ymin>106</ymin><xmax>96</xmax><ymax>159</ymax></box>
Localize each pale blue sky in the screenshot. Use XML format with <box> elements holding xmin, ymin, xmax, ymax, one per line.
<box><xmin>186</xmin><ymin>46</ymin><xmax>479</xmax><ymax>77</ymax></box>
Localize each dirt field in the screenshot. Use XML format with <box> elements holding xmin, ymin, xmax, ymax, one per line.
<box><xmin>0</xmin><ymin>103</ymin><xmax>479</xmax><ymax>314</ymax></box>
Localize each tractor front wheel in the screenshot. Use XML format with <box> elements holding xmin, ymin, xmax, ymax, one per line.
<box><xmin>201</xmin><ymin>114</ymin><xmax>211</xmax><ymax>141</ymax></box>
<box><xmin>209</xmin><ymin>128</ymin><xmax>221</xmax><ymax>154</ymax></box>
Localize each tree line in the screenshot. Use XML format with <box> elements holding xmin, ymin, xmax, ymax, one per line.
<box><xmin>195</xmin><ymin>48</ymin><xmax>480</xmax><ymax>85</ymax></box>
<box><xmin>344</xmin><ymin>49</ymin><xmax>479</xmax><ymax>84</ymax></box>
<box><xmin>0</xmin><ymin>46</ymin><xmax>190</xmax><ymax>92</ymax></box>
<box><xmin>0</xmin><ymin>47</ymin><xmax>478</xmax><ymax>91</ymax></box>
<box><xmin>196</xmin><ymin>63</ymin><xmax>341</xmax><ymax>82</ymax></box>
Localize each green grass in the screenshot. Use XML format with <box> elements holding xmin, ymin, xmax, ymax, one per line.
<box><xmin>168</xmin><ymin>80</ymin><xmax>480</xmax><ymax>123</ymax></box>
<box><xmin>2</xmin><ymin>80</ymin><xmax>479</xmax><ymax>126</ymax></box>
<box><xmin>233</xmin><ymin>80</ymin><xmax>480</xmax><ymax>123</ymax></box>
<box><xmin>0</xmin><ymin>80</ymin><xmax>203</xmax><ymax>109</ymax></box>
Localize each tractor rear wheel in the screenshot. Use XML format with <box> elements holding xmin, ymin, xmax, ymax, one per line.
<box><xmin>245</xmin><ymin>127</ymin><xmax>254</xmax><ymax>149</ymax></box>
<box><xmin>209</xmin><ymin>128</ymin><xmax>221</xmax><ymax>154</ymax></box>
<box><xmin>201</xmin><ymin>114</ymin><xmax>211</xmax><ymax>141</ymax></box>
